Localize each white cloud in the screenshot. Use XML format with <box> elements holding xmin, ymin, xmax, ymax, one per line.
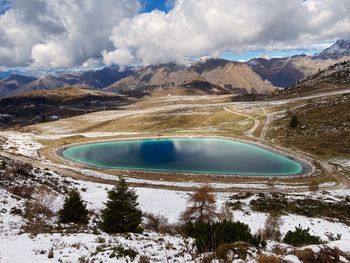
<box><xmin>0</xmin><ymin>0</ymin><xmax>140</xmax><ymax>68</ymax></box>
<box><xmin>1</xmin><ymin>0</ymin><xmax>350</xmax><ymax>69</ymax></box>
<box><xmin>103</xmin><ymin>0</ymin><xmax>350</xmax><ymax>67</ymax></box>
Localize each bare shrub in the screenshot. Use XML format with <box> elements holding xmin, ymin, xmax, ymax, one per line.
<box><xmin>218</xmin><ymin>201</ymin><xmax>233</xmax><ymax>221</ymax></box>
<box><xmin>257</xmin><ymin>254</ymin><xmax>280</xmax><ymax>263</ymax></box>
<box><xmin>23</xmin><ymin>193</ymin><xmax>57</xmax><ymax>235</ymax></box>
<box><xmin>10</xmin><ymin>185</ymin><xmax>35</xmax><ymax>199</ymax></box>
<box><xmin>200</xmin><ymin>253</ymin><xmax>216</xmax><ymax>263</ymax></box>
<box><xmin>216</xmin><ymin>242</ymin><xmax>249</xmax><ymax>261</ymax></box>
<box><xmin>262</xmin><ymin>212</ymin><xmax>282</xmax><ymax>241</ymax></box>
<box><xmin>139</xmin><ymin>255</ymin><xmax>151</xmax><ymax>263</ymax></box>
<box><xmin>309</xmin><ymin>180</ymin><xmax>319</xmax><ymax>192</ymax></box>
<box><xmin>47</xmin><ymin>248</ymin><xmax>54</xmax><ymax>259</ymax></box>
<box><xmin>143</xmin><ymin>213</ymin><xmax>171</xmax><ymax>233</ymax></box>
<box><xmin>181</xmin><ymin>185</ymin><xmax>217</xmax><ymax>223</ymax></box>
<box><xmin>294</xmin><ymin>247</ymin><xmax>340</xmax><ymax>263</ymax></box>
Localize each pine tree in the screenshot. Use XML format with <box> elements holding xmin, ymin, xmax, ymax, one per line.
<box><xmin>289</xmin><ymin>114</ymin><xmax>299</xmax><ymax>128</ymax></box>
<box><xmin>100</xmin><ymin>178</ymin><xmax>142</xmax><ymax>234</ymax></box>
<box><xmin>58</xmin><ymin>189</ymin><xmax>89</xmax><ymax>224</ymax></box>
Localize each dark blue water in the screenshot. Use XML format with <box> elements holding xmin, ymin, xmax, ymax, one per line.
<box><xmin>62</xmin><ymin>138</ymin><xmax>305</xmax><ymax>176</ymax></box>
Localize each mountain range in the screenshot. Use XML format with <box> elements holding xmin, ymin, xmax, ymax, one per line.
<box><xmin>1</xmin><ymin>39</ymin><xmax>350</xmax><ymax>99</ymax></box>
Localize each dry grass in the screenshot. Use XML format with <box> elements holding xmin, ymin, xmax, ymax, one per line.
<box><xmin>266</xmin><ymin>93</ymin><xmax>350</xmax><ymax>159</ymax></box>
<box><xmin>257</xmin><ymin>254</ymin><xmax>280</xmax><ymax>263</ymax></box>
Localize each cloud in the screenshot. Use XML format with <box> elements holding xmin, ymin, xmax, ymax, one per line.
<box><xmin>103</xmin><ymin>0</ymin><xmax>350</xmax><ymax>67</ymax></box>
<box><xmin>0</xmin><ymin>0</ymin><xmax>140</xmax><ymax>68</ymax></box>
<box><xmin>1</xmin><ymin>0</ymin><xmax>350</xmax><ymax>69</ymax></box>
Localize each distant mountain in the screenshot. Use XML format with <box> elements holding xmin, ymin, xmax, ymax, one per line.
<box><xmin>107</xmin><ymin>59</ymin><xmax>276</xmax><ymax>95</ymax></box>
<box><xmin>24</xmin><ymin>75</ymin><xmax>69</xmax><ymax>91</ymax></box>
<box><xmin>1</xmin><ymin>40</ymin><xmax>350</xmax><ymax>98</ymax></box>
<box><xmin>4</xmin><ymin>74</ymin><xmax>36</xmax><ymax>84</ymax></box>
<box><xmin>195</xmin><ymin>59</ymin><xmax>275</xmax><ymax>94</ymax></box>
<box><xmin>294</xmin><ymin>60</ymin><xmax>350</xmax><ymax>88</ymax></box>
<box><xmin>0</xmin><ymin>71</ymin><xmax>11</xmax><ymax>79</ymax></box>
<box><xmin>248</xmin><ymin>54</ymin><xmax>349</xmax><ymax>88</ymax></box>
<box><xmin>0</xmin><ymin>75</ymin><xmax>37</xmax><ymax>98</ymax></box>
<box><xmin>77</xmin><ymin>67</ymin><xmax>134</xmax><ymax>89</ymax></box>
<box><xmin>0</xmin><ymin>67</ymin><xmax>134</xmax><ymax>98</ymax></box>
<box><xmin>275</xmin><ymin>60</ymin><xmax>350</xmax><ymax>97</ymax></box>
<box><xmin>315</xmin><ymin>40</ymin><xmax>350</xmax><ymax>60</ymax></box>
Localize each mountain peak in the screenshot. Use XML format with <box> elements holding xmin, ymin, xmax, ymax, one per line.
<box><xmin>315</xmin><ymin>39</ymin><xmax>350</xmax><ymax>59</ymax></box>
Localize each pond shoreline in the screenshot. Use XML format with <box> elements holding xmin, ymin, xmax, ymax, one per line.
<box><xmin>56</xmin><ymin>135</ymin><xmax>316</xmax><ymax>179</ymax></box>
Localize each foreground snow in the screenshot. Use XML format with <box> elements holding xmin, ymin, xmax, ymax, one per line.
<box><xmin>1</xmin><ymin>131</ymin><xmax>350</xmax><ymax>262</ymax></box>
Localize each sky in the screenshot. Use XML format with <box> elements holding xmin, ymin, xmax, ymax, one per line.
<box><xmin>0</xmin><ymin>0</ymin><xmax>349</xmax><ymax>73</ymax></box>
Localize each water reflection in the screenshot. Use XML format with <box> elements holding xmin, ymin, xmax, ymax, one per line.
<box><xmin>62</xmin><ymin>138</ymin><xmax>304</xmax><ymax>176</ymax></box>
<box><xmin>140</xmin><ymin>140</ymin><xmax>178</xmax><ymax>163</ymax></box>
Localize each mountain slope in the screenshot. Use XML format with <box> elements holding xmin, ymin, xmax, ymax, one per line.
<box><xmin>315</xmin><ymin>40</ymin><xmax>350</xmax><ymax>60</ymax></box>
<box><xmin>0</xmin><ymin>75</ymin><xmax>37</xmax><ymax>98</ymax></box>
<box><xmin>294</xmin><ymin>60</ymin><xmax>350</xmax><ymax>88</ymax></box>
<box><xmin>108</xmin><ymin>60</ymin><xmax>276</xmax><ymax>95</ymax></box>
<box><xmin>248</xmin><ymin>55</ymin><xmax>348</xmax><ymax>88</ymax></box>
<box><xmin>274</xmin><ymin>60</ymin><xmax>350</xmax><ymax>97</ymax></box>
<box><xmin>77</xmin><ymin>67</ymin><xmax>134</xmax><ymax>89</ymax></box>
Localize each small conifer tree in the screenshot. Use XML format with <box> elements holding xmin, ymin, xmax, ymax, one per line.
<box><xmin>100</xmin><ymin>178</ymin><xmax>142</xmax><ymax>234</ymax></box>
<box><xmin>289</xmin><ymin>114</ymin><xmax>299</xmax><ymax>128</ymax></box>
<box><xmin>58</xmin><ymin>189</ymin><xmax>89</xmax><ymax>224</ymax></box>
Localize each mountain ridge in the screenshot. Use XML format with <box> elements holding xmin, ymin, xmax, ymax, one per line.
<box><xmin>1</xmin><ymin>40</ymin><xmax>350</xmax><ymax>98</ymax></box>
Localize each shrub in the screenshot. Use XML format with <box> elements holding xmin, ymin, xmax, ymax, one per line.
<box><xmin>143</xmin><ymin>212</ymin><xmax>172</xmax><ymax>234</ymax></box>
<box><xmin>47</xmin><ymin>248</ymin><xmax>54</xmax><ymax>259</ymax></box>
<box><xmin>139</xmin><ymin>255</ymin><xmax>151</xmax><ymax>263</ymax></box>
<box><xmin>110</xmin><ymin>245</ymin><xmax>138</xmax><ymax>260</ymax></box>
<box><xmin>289</xmin><ymin>114</ymin><xmax>299</xmax><ymax>128</ymax></box>
<box><xmin>262</xmin><ymin>213</ymin><xmax>282</xmax><ymax>241</ymax></box>
<box><xmin>216</xmin><ymin>242</ymin><xmax>249</xmax><ymax>261</ymax></box>
<box><xmin>10</xmin><ymin>185</ymin><xmax>35</xmax><ymax>198</ymax></box>
<box><xmin>309</xmin><ymin>180</ymin><xmax>319</xmax><ymax>192</ymax></box>
<box><xmin>294</xmin><ymin>247</ymin><xmax>341</xmax><ymax>263</ymax></box>
<box><xmin>283</xmin><ymin>225</ymin><xmax>322</xmax><ymax>246</ymax></box>
<box><xmin>23</xmin><ymin>194</ymin><xmax>56</xmax><ymax>235</ymax></box>
<box><xmin>100</xmin><ymin>178</ymin><xmax>142</xmax><ymax>234</ymax></box>
<box><xmin>58</xmin><ymin>189</ymin><xmax>89</xmax><ymax>224</ymax></box>
<box><xmin>185</xmin><ymin>220</ymin><xmax>265</xmax><ymax>252</ymax></box>
<box><xmin>257</xmin><ymin>254</ymin><xmax>280</xmax><ymax>263</ymax></box>
<box><xmin>218</xmin><ymin>201</ymin><xmax>234</xmax><ymax>221</ymax></box>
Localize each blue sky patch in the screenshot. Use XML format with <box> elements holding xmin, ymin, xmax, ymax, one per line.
<box><xmin>221</xmin><ymin>49</ymin><xmax>320</xmax><ymax>62</ymax></box>
<box><xmin>0</xmin><ymin>0</ymin><xmax>11</xmax><ymax>15</ymax></box>
<box><xmin>139</xmin><ymin>0</ymin><xmax>174</xmax><ymax>13</ymax></box>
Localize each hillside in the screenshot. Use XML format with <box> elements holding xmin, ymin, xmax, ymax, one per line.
<box><xmin>108</xmin><ymin>60</ymin><xmax>276</xmax><ymax>95</ymax></box>
<box><xmin>248</xmin><ymin>54</ymin><xmax>349</xmax><ymax>88</ymax></box>
<box><xmin>274</xmin><ymin>60</ymin><xmax>350</xmax><ymax>97</ymax></box>
<box><xmin>0</xmin><ymin>87</ymin><xmax>128</xmax><ymax>127</ymax></box>
<box><xmin>0</xmin><ymin>75</ymin><xmax>37</xmax><ymax>98</ymax></box>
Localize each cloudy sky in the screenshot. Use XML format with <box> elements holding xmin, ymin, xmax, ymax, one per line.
<box><xmin>0</xmin><ymin>0</ymin><xmax>349</xmax><ymax>71</ymax></box>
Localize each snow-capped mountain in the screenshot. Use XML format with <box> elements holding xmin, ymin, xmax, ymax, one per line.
<box><xmin>315</xmin><ymin>39</ymin><xmax>350</xmax><ymax>60</ymax></box>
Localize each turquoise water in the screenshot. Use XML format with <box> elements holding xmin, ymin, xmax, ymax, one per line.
<box><xmin>62</xmin><ymin>138</ymin><xmax>305</xmax><ymax>176</ymax></box>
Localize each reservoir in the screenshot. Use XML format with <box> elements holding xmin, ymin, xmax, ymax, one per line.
<box><xmin>61</xmin><ymin>138</ymin><xmax>306</xmax><ymax>176</ymax></box>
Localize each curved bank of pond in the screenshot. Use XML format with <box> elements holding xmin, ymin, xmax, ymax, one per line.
<box><xmin>60</xmin><ymin>138</ymin><xmax>311</xmax><ymax>177</ymax></box>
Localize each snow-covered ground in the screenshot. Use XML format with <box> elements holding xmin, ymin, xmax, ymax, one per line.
<box><xmin>1</xmin><ymin>131</ymin><xmax>350</xmax><ymax>262</ymax></box>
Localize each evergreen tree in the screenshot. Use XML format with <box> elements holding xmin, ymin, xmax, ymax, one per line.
<box><xmin>58</xmin><ymin>189</ymin><xmax>89</xmax><ymax>224</ymax></box>
<box><xmin>289</xmin><ymin>114</ymin><xmax>299</xmax><ymax>128</ymax></box>
<box><xmin>100</xmin><ymin>178</ymin><xmax>142</xmax><ymax>234</ymax></box>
